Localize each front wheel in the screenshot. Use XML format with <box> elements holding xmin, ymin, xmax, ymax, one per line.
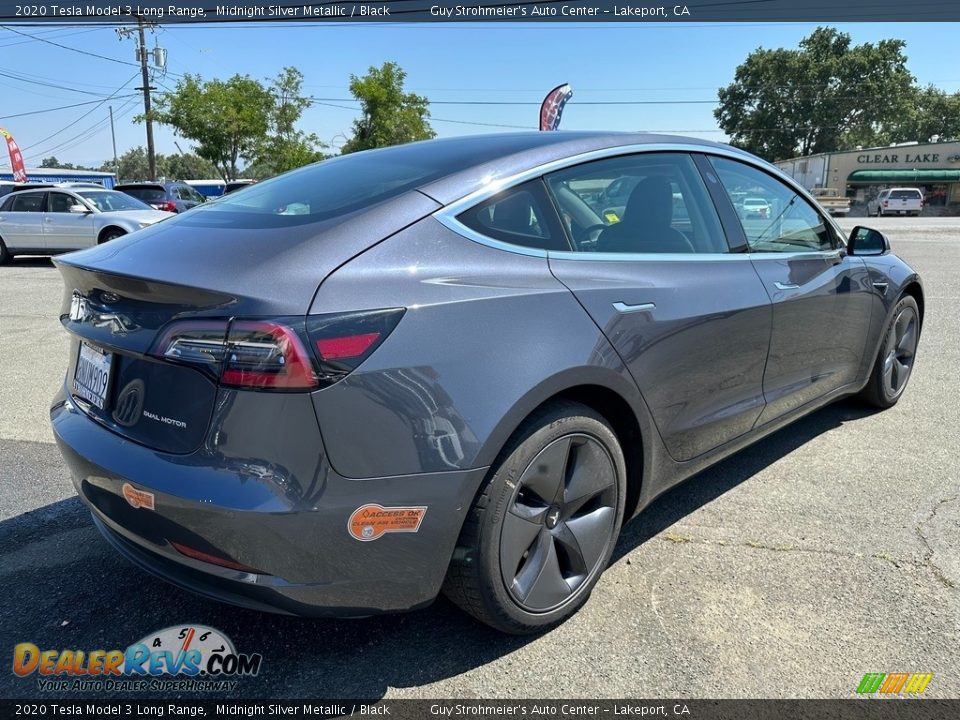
<box><xmin>860</xmin><ymin>295</ymin><xmax>920</xmax><ymax>408</ymax></box>
<box><xmin>98</xmin><ymin>228</ymin><xmax>125</xmax><ymax>244</ymax></box>
<box><xmin>443</xmin><ymin>400</ymin><xmax>626</xmax><ymax>634</ymax></box>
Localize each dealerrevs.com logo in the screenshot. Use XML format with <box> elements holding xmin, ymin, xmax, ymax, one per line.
<box><xmin>12</xmin><ymin>625</ymin><xmax>262</xmax><ymax>692</ymax></box>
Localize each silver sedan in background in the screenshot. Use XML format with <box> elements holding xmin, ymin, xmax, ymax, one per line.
<box><xmin>0</xmin><ymin>186</ymin><xmax>173</xmax><ymax>263</ymax></box>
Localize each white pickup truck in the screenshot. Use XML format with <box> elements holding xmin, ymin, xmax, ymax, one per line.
<box><xmin>810</xmin><ymin>188</ymin><xmax>851</xmax><ymax>216</ymax></box>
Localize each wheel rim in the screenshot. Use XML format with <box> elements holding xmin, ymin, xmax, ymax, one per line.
<box><xmin>499</xmin><ymin>433</ymin><xmax>618</xmax><ymax>613</ymax></box>
<box><xmin>882</xmin><ymin>305</ymin><xmax>918</xmax><ymax>399</ymax></box>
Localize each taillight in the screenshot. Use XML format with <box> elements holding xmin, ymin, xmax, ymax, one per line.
<box><xmin>307</xmin><ymin>308</ymin><xmax>405</xmax><ymax>385</ymax></box>
<box><xmin>221</xmin><ymin>320</ymin><xmax>318</xmax><ymax>390</ymax></box>
<box><xmin>149</xmin><ymin>309</ymin><xmax>403</xmax><ymax>391</ymax></box>
<box><xmin>152</xmin><ymin>201</ymin><xmax>177</xmax><ymax>212</ymax></box>
<box><xmin>883</xmin><ymin>200</ymin><xmax>889</xmax><ymax>207</ymax></box>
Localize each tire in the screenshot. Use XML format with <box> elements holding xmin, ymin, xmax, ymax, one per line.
<box><xmin>443</xmin><ymin>400</ymin><xmax>627</xmax><ymax>634</ymax></box>
<box><xmin>98</xmin><ymin>228</ymin><xmax>125</xmax><ymax>244</ymax></box>
<box><xmin>860</xmin><ymin>295</ymin><xmax>920</xmax><ymax>409</ymax></box>
<box><xmin>0</xmin><ymin>236</ymin><xmax>9</xmax><ymax>265</ymax></box>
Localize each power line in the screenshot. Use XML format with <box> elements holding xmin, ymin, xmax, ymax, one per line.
<box><xmin>0</xmin><ymin>95</ymin><xmax>139</xmax><ymax>121</ymax></box>
<box><xmin>20</xmin><ymin>73</ymin><xmax>140</xmax><ymax>153</ymax></box>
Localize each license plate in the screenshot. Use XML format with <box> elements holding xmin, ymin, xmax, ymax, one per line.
<box><xmin>74</xmin><ymin>342</ymin><xmax>113</xmax><ymax>410</ymax></box>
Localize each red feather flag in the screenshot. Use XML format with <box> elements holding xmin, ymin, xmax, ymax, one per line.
<box><xmin>539</xmin><ymin>84</ymin><xmax>573</xmax><ymax>131</ymax></box>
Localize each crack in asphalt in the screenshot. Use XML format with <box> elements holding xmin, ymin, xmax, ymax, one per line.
<box><xmin>915</xmin><ymin>494</ymin><xmax>958</xmax><ymax>591</ymax></box>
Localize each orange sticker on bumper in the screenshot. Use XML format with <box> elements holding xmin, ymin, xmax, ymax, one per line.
<box><xmin>348</xmin><ymin>504</ymin><xmax>427</xmax><ymax>542</ymax></box>
<box><xmin>121</xmin><ymin>482</ymin><xmax>155</xmax><ymax>510</ymax></box>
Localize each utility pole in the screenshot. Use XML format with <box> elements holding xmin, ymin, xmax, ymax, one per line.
<box><xmin>108</xmin><ymin>105</ymin><xmax>119</xmax><ymax>184</ymax></box>
<box><xmin>118</xmin><ymin>16</ymin><xmax>163</xmax><ymax>181</ymax></box>
<box><xmin>136</xmin><ymin>16</ymin><xmax>156</xmax><ymax>181</ymax></box>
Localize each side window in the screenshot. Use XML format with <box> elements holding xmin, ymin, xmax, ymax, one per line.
<box><xmin>544</xmin><ymin>152</ymin><xmax>728</xmax><ymax>254</ymax></box>
<box><xmin>10</xmin><ymin>192</ymin><xmax>46</xmax><ymax>213</ymax></box>
<box><xmin>709</xmin><ymin>157</ymin><xmax>838</xmax><ymax>253</ymax></box>
<box><xmin>457</xmin><ymin>180</ymin><xmax>570</xmax><ymax>251</ymax></box>
<box><xmin>48</xmin><ymin>192</ymin><xmax>76</xmax><ymax>213</ymax></box>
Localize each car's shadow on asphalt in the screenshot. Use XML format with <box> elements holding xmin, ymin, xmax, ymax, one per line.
<box><xmin>0</xmin><ymin>399</ymin><xmax>876</xmax><ymax>700</ymax></box>
<box><xmin>1</xmin><ymin>256</ymin><xmax>55</xmax><ymax>268</ymax></box>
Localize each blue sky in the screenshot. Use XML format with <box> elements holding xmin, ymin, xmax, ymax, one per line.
<box><xmin>1</xmin><ymin>21</ymin><xmax>958</xmax><ymax>170</ymax></box>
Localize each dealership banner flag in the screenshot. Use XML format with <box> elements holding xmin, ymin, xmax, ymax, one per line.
<box><xmin>539</xmin><ymin>83</ymin><xmax>573</xmax><ymax>131</ymax></box>
<box><xmin>0</xmin><ymin>128</ymin><xmax>27</xmax><ymax>182</ymax></box>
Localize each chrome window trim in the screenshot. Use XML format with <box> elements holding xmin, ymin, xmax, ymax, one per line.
<box><xmin>432</xmin><ymin>142</ymin><xmax>848</xmax><ymax>261</ymax></box>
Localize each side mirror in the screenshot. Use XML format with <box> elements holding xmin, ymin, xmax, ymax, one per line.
<box><xmin>848</xmin><ymin>225</ymin><xmax>890</xmax><ymax>256</ymax></box>
<box><xmin>69</xmin><ymin>204</ymin><xmax>90</xmax><ymax>214</ymax></box>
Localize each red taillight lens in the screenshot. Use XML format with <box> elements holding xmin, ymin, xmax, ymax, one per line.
<box><xmin>306</xmin><ymin>308</ymin><xmax>404</xmax><ymax>384</ymax></box>
<box><xmin>883</xmin><ymin>200</ymin><xmax>889</xmax><ymax>207</ymax></box>
<box><xmin>221</xmin><ymin>320</ymin><xmax>318</xmax><ymax>390</ymax></box>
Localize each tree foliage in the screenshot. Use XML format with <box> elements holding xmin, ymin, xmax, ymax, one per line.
<box><xmin>716</xmin><ymin>27</ymin><xmax>915</xmax><ymax>160</ymax></box>
<box><xmin>39</xmin><ymin>156</ymin><xmax>93</xmax><ymax>170</ymax></box>
<box><xmin>100</xmin><ymin>147</ymin><xmax>219</xmax><ymax>183</ymax></box>
<box><xmin>890</xmin><ymin>85</ymin><xmax>960</xmax><ymax>144</ymax></box>
<box><xmin>341</xmin><ymin>62</ymin><xmax>435</xmax><ymax>154</ymax></box>
<box><xmin>249</xmin><ymin>67</ymin><xmax>326</xmax><ymax>178</ymax></box>
<box><xmin>150</xmin><ymin>74</ymin><xmax>274</xmax><ymax>180</ymax></box>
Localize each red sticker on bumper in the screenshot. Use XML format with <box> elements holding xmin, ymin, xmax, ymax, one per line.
<box><xmin>348</xmin><ymin>504</ymin><xmax>427</xmax><ymax>542</ymax></box>
<box><xmin>121</xmin><ymin>483</ymin><xmax>155</xmax><ymax>510</ymax></box>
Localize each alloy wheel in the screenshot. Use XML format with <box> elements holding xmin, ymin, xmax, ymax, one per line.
<box><xmin>499</xmin><ymin>433</ymin><xmax>618</xmax><ymax>613</ymax></box>
<box><xmin>882</xmin><ymin>305</ymin><xmax>918</xmax><ymax>399</ymax></box>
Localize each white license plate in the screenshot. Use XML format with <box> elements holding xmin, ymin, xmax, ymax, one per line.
<box><xmin>74</xmin><ymin>342</ymin><xmax>113</xmax><ymax>410</ymax></box>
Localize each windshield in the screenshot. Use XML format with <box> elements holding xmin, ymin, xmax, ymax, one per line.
<box><xmin>77</xmin><ymin>191</ymin><xmax>152</xmax><ymax>212</ymax></box>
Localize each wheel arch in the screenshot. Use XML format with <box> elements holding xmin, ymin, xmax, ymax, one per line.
<box><xmin>97</xmin><ymin>226</ymin><xmax>126</xmax><ymax>243</ymax></box>
<box><xmin>901</xmin><ymin>279</ymin><xmax>924</xmax><ymax>330</ymax></box>
<box><xmin>473</xmin><ymin>368</ymin><xmax>653</xmax><ymax>520</ymax></box>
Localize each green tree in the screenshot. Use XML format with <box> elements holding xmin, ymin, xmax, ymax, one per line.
<box><xmin>890</xmin><ymin>86</ymin><xmax>960</xmax><ymax>144</ymax></box>
<box><xmin>251</xmin><ymin>67</ymin><xmax>326</xmax><ymax>177</ymax></box>
<box><xmin>150</xmin><ymin>74</ymin><xmax>274</xmax><ymax>180</ymax></box>
<box><xmin>40</xmin><ymin>156</ymin><xmax>91</xmax><ymax>170</ymax></box>
<box><xmin>162</xmin><ymin>152</ymin><xmax>220</xmax><ymax>180</ymax></box>
<box><xmin>716</xmin><ymin>27</ymin><xmax>915</xmax><ymax>160</ymax></box>
<box><xmin>102</xmin><ymin>147</ymin><xmax>150</xmax><ymax>182</ymax></box>
<box><xmin>341</xmin><ymin>62</ymin><xmax>434</xmax><ymax>154</ymax></box>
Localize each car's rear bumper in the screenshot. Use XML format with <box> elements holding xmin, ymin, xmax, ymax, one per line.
<box><xmin>51</xmin><ymin>388</ymin><xmax>486</xmax><ymax>616</ymax></box>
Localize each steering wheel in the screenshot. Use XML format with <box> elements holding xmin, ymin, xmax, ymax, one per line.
<box><xmin>576</xmin><ymin>223</ymin><xmax>609</xmax><ymax>248</ymax></box>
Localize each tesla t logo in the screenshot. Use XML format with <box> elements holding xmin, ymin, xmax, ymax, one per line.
<box><xmin>113</xmin><ymin>380</ymin><xmax>145</xmax><ymax>427</ymax></box>
<box><xmin>121</xmin><ymin>483</ymin><xmax>155</xmax><ymax>510</ymax></box>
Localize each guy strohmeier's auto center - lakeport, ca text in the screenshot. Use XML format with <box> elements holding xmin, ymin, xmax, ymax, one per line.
<box><xmin>17</xmin><ymin>4</ymin><xmax>693</xmax><ymax>19</ymax></box>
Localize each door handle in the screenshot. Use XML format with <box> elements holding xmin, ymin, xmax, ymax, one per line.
<box><xmin>774</xmin><ymin>282</ymin><xmax>799</xmax><ymax>290</ymax></box>
<box><xmin>613</xmin><ymin>301</ymin><xmax>656</xmax><ymax>314</ymax></box>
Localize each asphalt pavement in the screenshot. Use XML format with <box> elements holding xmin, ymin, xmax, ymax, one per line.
<box><xmin>0</xmin><ymin>218</ymin><xmax>957</xmax><ymax>699</ymax></box>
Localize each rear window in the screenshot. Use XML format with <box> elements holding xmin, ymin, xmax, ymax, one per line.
<box><xmin>194</xmin><ymin>137</ymin><xmax>560</xmax><ymax>226</ymax></box>
<box><xmin>119</xmin><ymin>187</ymin><xmax>167</xmax><ymax>202</ymax></box>
<box><xmin>890</xmin><ymin>189</ymin><xmax>922</xmax><ymax>200</ymax></box>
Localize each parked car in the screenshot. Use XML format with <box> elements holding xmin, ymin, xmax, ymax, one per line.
<box><xmin>51</xmin><ymin>132</ymin><xmax>923</xmax><ymax>633</ymax></box>
<box><xmin>224</xmin><ymin>179</ymin><xmax>257</xmax><ymax>194</ymax></box>
<box><xmin>740</xmin><ymin>196</ymin><xmax>771</xmax><ymax>218</ymax></box>
<box><xmin>868</xmin><ymin>187</ymin><xmax>924</xmax><ymax>217</ymax></box>
<box><xmin>0</xmin><ymin>186</ymin><xmax>172</xmax><ymax>262</ymax></box>
<box><xmin>115</xmin><ymin>181</ymin><xmax>207</xmax><ymax>213</ymax></box>
<box><xmin>810</xmin><ymin>187</ymin><xmax>851</xmax><ymax>216</ymax></box>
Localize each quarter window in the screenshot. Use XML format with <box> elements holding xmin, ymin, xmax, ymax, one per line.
<box><xmin>544</xmin><ymin>153</ymin><xmax>728</xmax><ymax>254</ymax></box>
<box><xmin>709</xmin><ymin>157</ymin><xmax>838</xmax><ymax>253</ymax></box>
<box><xmin>457</xmin><ymin>180</ymin><xmax>570</xmax><ymax>251</ymax></box>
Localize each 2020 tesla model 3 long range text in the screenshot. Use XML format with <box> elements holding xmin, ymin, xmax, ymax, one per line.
<box><xmin>51</xmin><ymin>133</ymin><xmax>923</xmax><ymax>633</ymax></box>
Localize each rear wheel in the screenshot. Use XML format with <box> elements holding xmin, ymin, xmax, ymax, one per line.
<box><xmin>443</xmin><ymin>400</ymin><xmax>626</xmax><ymax>634</ymax></box>
<box><xmin>99</xmin><ymin>228</ymin><xmax>125</xmax><ymax>244</ymax></box>
<box><xmin>860</xmin><ymin>295</ymin><xmax>920</xmax><ymax>408</ymax></box>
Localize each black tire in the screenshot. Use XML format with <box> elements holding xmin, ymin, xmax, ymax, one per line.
<box><xmin>0</xmin><ymin>236</ymin><xmax>9</xmax><ymax>265</ymax></box>
<box><xmin>443</xmin><ymin>400</ymin><xmax>627</xmax><ymax>634</ymax></box>
<box><xmin>860</xmin><ymin>295</ymin><xmax>920</xmax><ymax>409</ymax></box>
<box><xmin>99</xmin><ymin>228</ymin><xmax>125</xmax><ymax>244</ymax></box>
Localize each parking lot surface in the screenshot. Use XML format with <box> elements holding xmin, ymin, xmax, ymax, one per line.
<box><xmin>1</xmin><ymin>217</ymin><xmax>957</xmax><ymax>699</ymax></box>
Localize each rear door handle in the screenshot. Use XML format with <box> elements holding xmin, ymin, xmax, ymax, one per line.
<box><xmin>613</xmin><ymin>301</ymin><xmax>656</xmax><ymax>314</ymax></box>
